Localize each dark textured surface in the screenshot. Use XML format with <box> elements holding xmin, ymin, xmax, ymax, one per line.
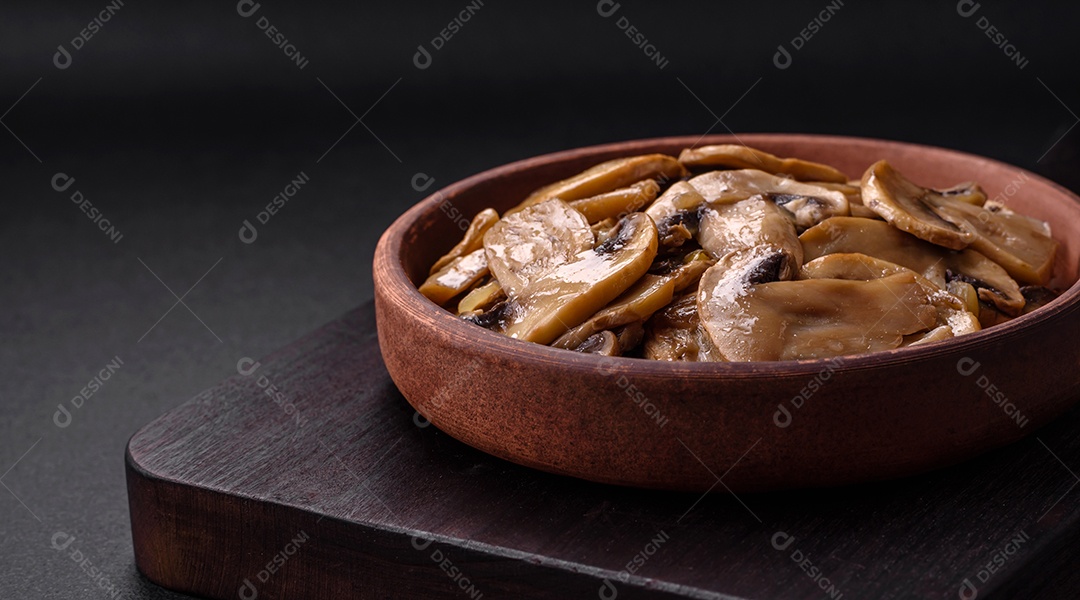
<box><xmin>128</xmin><ymin>302</ymin><xmax>1080</xmax><ymax>600</ymax></box>
<box><xmin>3</xmin><ymin>1</ymin><xmax>1080</xmax><ymax>598</ymax></box>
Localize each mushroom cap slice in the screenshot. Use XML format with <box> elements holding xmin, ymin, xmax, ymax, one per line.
<box><xmin>510</xmin><ymin>154</ymin><xmax>687</xmax><ymax>214</ymax></box>
<box><xmin>501</xmin><ymin>212</ymin><xmax>659</xmax><ymax>345</ymax></box>
<box><xmin>644</xmin><ymin>181</ymin><xmax>708</xmax><ymax>223</ymax></box>
<box><xmin>800</xmin><ymin>217</ymin><xmax>1024</xmax><ymax>315</ymax></box>
<box><xmin>687</xmin><ymin>169</ymin><xmax>850</xmax><ymax>229</ymax></box>
<box><xmin>457</xmin><ymin>279</ymin><xmax>505</xmax><ymax>315</ymax></box>
<box><xmin>552</xmin><ymin>251</ymin><xmax>712</xmax><ymax>350</ymax></box>
<box><xmin>699</xmin><ymin>258</ymin><xmax>937</xmax><ymax>362</ymax></box>
<box><xmin>573</xmin><ymin>331</ymin><xmax>621</xmax><ymax>356</ymax></box>
<box><xmin>923</xmin><ymin>198</ymin><xmax>1059</xmax><ymax>285</ymax></box>
<box><xmin>569</xmin><ymin>179</ymin><xmax>660</xmax><ymax>224</ymax></box>
<box><xmin>678</xmin><ymin>144</ymin><xmax>848</xmax><ymax>183</ymax></box>
<box><xmin>483</xmin><ymin>199</ymin><xmax>594</xmax><ymax>298</ymax></box>
<box><xmin>430</xmin><ymin>208</ymin><xmax>500</xmax><ymax>274</ymax></box>
<box><xmin>418</xmin><ymin>248</ymin><xmax>489</xmax><ymax>306</ymax></box>
<box><xmin>861</xmin><ymin>160</ymin><xmax>975</xmax><ymax>250</ymax></box>
<box><xmin>697</xmin><ymin>194</ymin><xmax>804</xmax><ymax>275</ymax></box>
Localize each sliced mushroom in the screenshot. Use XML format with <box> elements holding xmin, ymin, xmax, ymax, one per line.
<box><xmin>678</xmin><ymin>144</ymin><xmax>848</xmax><ymax>183</ymax></box>
<box><xmin>418</xmin><ymin>248</ymin><xmax>489</xmax><ymax>306</ymax></box>
<box><xmin>645</xmin><ymin>181</ymin><xmax>709</xmax><ymax>223</ymax></box>
<box><xmin>801</xmin><ymin>253</ymin><xmax>980</xmax><ymax>343</ymax></box>
<box><xmin>551</xmin><ymin>251</ymin><xmax>712</xmax><ymax>349</ymax></box>
<box><xmin>483</xmin><ymin>199</ymin><xmax>594</xmax><ymax>298</ymax></box>
<box><xmin>643</xmin><ymin>293</ymin><xmax>724</xmax><ymax>361</ymax></box>
<box><xmin>861</xmin><ymin>160</ymin><xmax>975</xmax><ymax>250</ymax></box>
<box><xmin>573</xmin><ymin>331</ymin><xmax>621</xmax><ymax>356</ymax></box>
<box><xmin>614</xmin><ymin>321</ymin><xmax>645</xmax><ymax>352</ymax></box>
<box><xmin>686</xmin><ymin>169</ymin><xmax>849</xmax><ymax>228</ymax></box>
<box><xmin>922</xmin><ymin>198</ymin><xmax>1058</xmax><ymax>285</ymax></box>
<box><xmin>569</xmin><ymin>180</ymin><xmax>661</xmax><ymax>223</ymax></box>
<box><xmin>698</xmin><ymin>256</ymin><xmax>937</xmax><ymax>361</ymax></box>
<box><xmin>500</xmin><ymin>213</ymin><xmax>658</xmax><ymax>345</ymax></box>
<box><xmin>936</xmin><ymin>182</ymin><xmax>987</xmax><ymax>206</ymax></box>
<box><xmin>430</xmin><ymin>208</ymin><xmax>500</xmax><ymax>274</ymax></box>
<box><xmin>697</xmin><ymin>194</ymin><xmax>804</xmax><ymax>276</ymax></box>
<box><xmin>457</xmin><ymin>279</ymin><xmax>505</xmax><ymax>315</ymax></box>
<box><xmin>813</xmin><ymin>181</ymin><xmax>879</xmax><ymax>219</ymax></box>
<box><xmin>800</xmin><ymin>217</ymin><xmax>1024</xmax><ymax>315</ymax></box>
<box><xmin>510</xmin><ymin>154</ymin><xmax>687</xmax><ymax>214</ymax></box>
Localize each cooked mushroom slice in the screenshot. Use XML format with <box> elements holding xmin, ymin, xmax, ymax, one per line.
<box><xmin>552</xmin><ymin>251</ymin><xmax>712</xmax><ymax>350</ymax></box>
<box><xmin>483</xmin><ymin>199</ymin><xmax>594</xmax><ymax>298</ymax></box>
<box><xmin>573</xmin><ymin>331</ymin><xmax>621</xmax><ymax>356</ymax></box>
<box><xmin>429</xmin><ymin>208</ymin><xmax>500</xmax><ymax>274</ymax></box>
<box><xmin>418</xmin><ymin>248</ymin><xmax>489</xmax><ymax>306</ymax></box>
<box><xmin>936</xmin><ymin>182</ymin><xmax>987</xmax><ymax>206</ymax></box>
<box><xmin>922</xmin><ymin>198</ymin><xmax>1058</xmax><ymax>285</ymax></box>
<box><xmin>500</xmin><ymin>213</ymin><xmax>658</xmax><ymax>345</ymax></box>
<box><xmin>801</xmin><ymin>253</ymin><xmax>981</xmax><ymax>342</ymax></box>
<box><xmin>800</xmin><ymin>217</ymin><xmax>1024</xmax><ymax>315</ymax></box>
<box><xmin>699</xmin><ymin>257</ymin><xmax>937</xmax><ymax>361</ymax></box>
<box><xmin>643</xmin><ymin>293</ymin><xmax>724</xmax><ymax>361</ymax></box>
<box><xmin>814</xmin><ymin>181</ymin><xmax>879</xmax><ymax>219</ymax></box>
<box><xmin>1021</xmin><ymin>286</ymin><xmax>1059</xmax><ymax>315</ymax></box>
<box><xmin>861</xmin><ymin>160</ymin><xmax>975</xmax><ymax>250</ymax></box>
<box><xmin>614</xmin><ymin>321</ymin><xmax>645</xmax><ymax>353</ymax></box>
<box><xmin>697</xmin><ymin>195</ymin><xmax>804</xmax><ymax>276</ymax></box>
<box><xmin>644</xmin><ymin>181</ymin><xmax>708</xmax><ymax>223</ymax></box>
<box><xmin>457</xmin><ymin>279</ymin><xmax>505</xmax><ymax>315</ymax></box>
<box><xmin>509</xmin><ymin>154</ymin><xmax>687</xmax><ymax>214</ymax></box>
<box><xmin>569</xmin><ymin>179</ymin><xmax>660</xmax><ymax>223</ymax></box>
<box><xmin>678</xmin><ymin>144</ymin><xmax>848</xmax><ymax>183</ymax></box>
<box><xmin>687</xmin><ymin>169</ymin><xmax>849</xmax><ymax>228</ymax></box>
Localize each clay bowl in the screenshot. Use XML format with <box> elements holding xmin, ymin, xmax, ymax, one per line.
<box><xmin>374</xmin><ymin>134</ymin><xmax>1080</xmax><ymax>492</ymax></box>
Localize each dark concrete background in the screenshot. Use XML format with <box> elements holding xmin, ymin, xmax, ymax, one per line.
<box><xmin>2</xmin><ymin>1</ymin><xmax>1078</xmax><ymax>597</ymax></box>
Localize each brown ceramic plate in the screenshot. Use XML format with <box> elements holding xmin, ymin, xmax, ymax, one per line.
<box><xmin>374</xmin><ymin>134</ymin><xmax>1080</xmax><ymax>492</ymax></box>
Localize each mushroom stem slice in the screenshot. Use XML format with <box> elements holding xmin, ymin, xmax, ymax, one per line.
<box><xmin>569</xmin><ymin>180</ymin><xmax>661</xmax><ymax>224</ymax></box>
<box><xmin>551</xmin><ymin>252</ymin><xmax>712</xmax><ymax>350</ymax></box>
<box><xmin>509</xmin><ymin>154</ymin><xmax>687</xmax><ymax>214</ymax></box>
<box><xmin>483</xmin><ymin>199</ymin><xmax>594</xmax><ymax>298</ymax></box>
<box><xmin>861</xmin><ymin>160</ymin><xmax>975</xmax><ymax>250</ymax></box>
<box><xmin>418</xmin><ymin>248</ymin><xmax>489</xmax><ymax>306</ymax></box>
<box><xmin>502</xmin><ymin>212</ymin><xmax>659</xmax><ymax>345</ymax></box>
<box><xmin>699</xmin><ymin>264</ymin><xmax>937</xmax><ymax>362</ymax></box>
<box><xmin>678</xmin><ymin>144</ymin><xmax>848</xmax><ymax>183</ymax></box>
<box><xmin>923</xmin><ymin>198</ymin><xmax>1059</xmax><ymax>285</ymax></box>
<box><xmin>429</xmin><ymin>208</ymin><xmax>500</xmax><ymax>275</ymax></box>
<box><xmin>573</xmin><ymin>331</ymin><xmax>621</xmax><ymax>356</ymax></box>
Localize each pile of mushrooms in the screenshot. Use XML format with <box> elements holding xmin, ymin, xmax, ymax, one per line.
<box><xmin>419</xmin><ymin>145</ymin><xmax>1061</xmax><ymax>361</ymax></box>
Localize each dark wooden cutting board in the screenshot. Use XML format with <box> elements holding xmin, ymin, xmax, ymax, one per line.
<box><xmin>126</xmin><ymin>301</ymin><xmax>1080</xmax><ymax>599</ymax></box>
